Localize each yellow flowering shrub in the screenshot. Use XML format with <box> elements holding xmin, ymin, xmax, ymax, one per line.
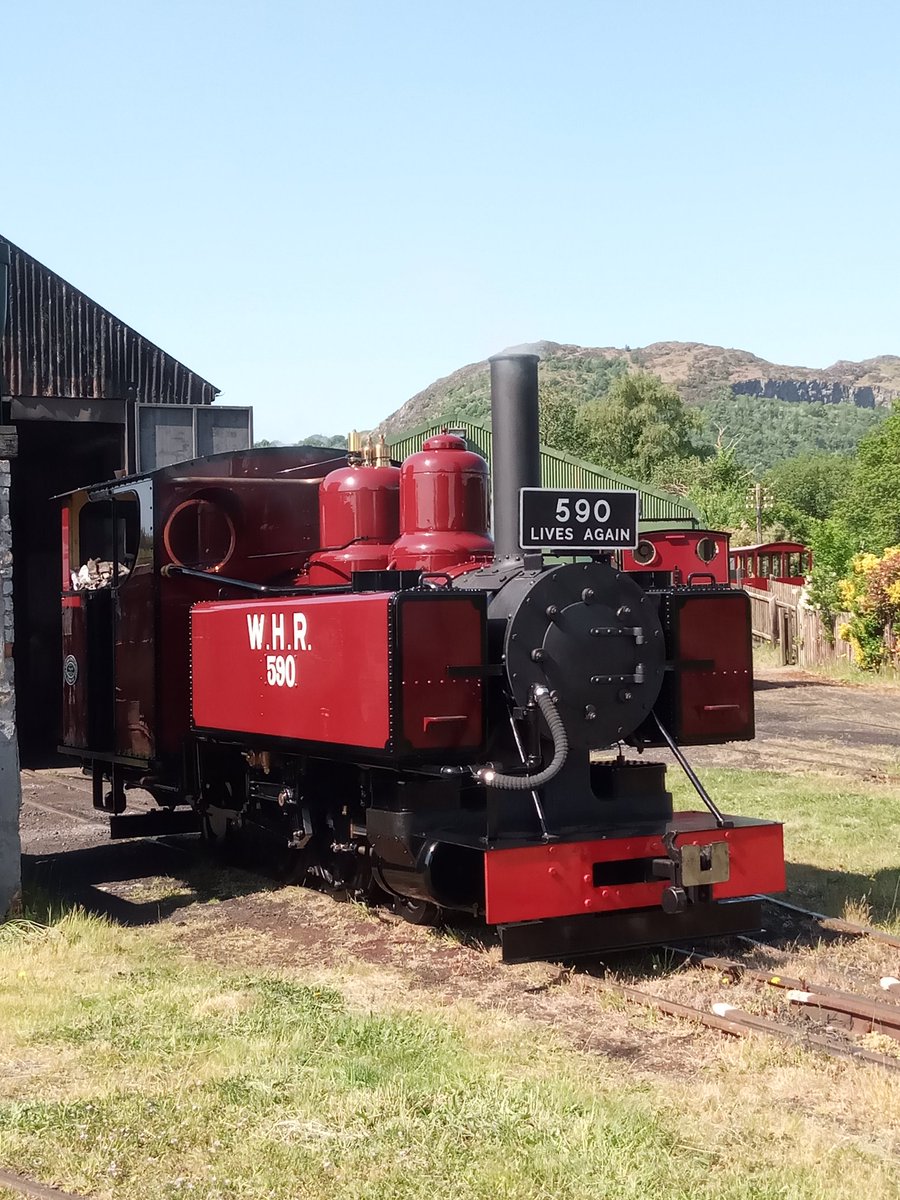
<box><xmin>840</xmin><ymin>546</ymin><xmax>900</xmax><ymax>668</ymax></box>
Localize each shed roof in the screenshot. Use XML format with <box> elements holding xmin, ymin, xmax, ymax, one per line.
<box><xmin>387</xmin><ymin>418</ymin><xmax>701</xmax><ymax>527</ymax></box>
<box><xmin>0</xmin><ymin>236</ymin><xmax>219</xmax><ymax>405</ymax></box>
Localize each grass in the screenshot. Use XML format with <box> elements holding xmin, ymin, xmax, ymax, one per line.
<box><xmin>9</xmin><ymin>744</ymin><xmax>900</xmax><ymax>1196</ymax></box>
<box><xmin>1</xmin><ymin>909</ymin><xmax>898</xmax><ymax>1200</ymax></box>
<box><xmin>670</xmin><ymin>768</ymin><xmax>900</xmax><ymax>931</ymax></box>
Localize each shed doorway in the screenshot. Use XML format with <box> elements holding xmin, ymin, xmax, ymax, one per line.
<box><xmin>10</xmin><ymin>420</ymin><xmax>123</xmax><ymax>765</ymax></box>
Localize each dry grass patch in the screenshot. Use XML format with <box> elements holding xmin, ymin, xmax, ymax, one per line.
<box><xmin>2</xmin><ymin>909</ymin><xmax>898</xmax><ymax>1199</ymax></box>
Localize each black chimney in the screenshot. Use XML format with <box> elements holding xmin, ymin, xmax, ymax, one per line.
<box><xmin>489</xmin><ymin>352</ymin><xmax>541</xmax><ymax>564</ymax></box>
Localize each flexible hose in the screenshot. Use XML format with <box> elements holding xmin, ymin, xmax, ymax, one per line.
<box><xmin>477</xmin><ymin>688</ymin><xmax>569</xmax><ymax>790</ymax></box>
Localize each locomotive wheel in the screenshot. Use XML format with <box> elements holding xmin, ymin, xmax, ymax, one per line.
<box><xmin>393</xmin><ymin>897</ymin><xmax>441</xmax><ymax>926</ymax></box>
<box><xmin>276</xmin><ymin>848</ymin><xmax>311</xmax><ymax>886</ymax></box>
<box><xmin>307</xmin><ymin>861</ymin><xmax>350</xmax><ymax>897</ymax></box>
<box><xmin>201</xmin><ymin>806</ymin><xmax>237</xmax><ymax>852</ymax></box>
<box><xmin>361</xmin><ymin>874</ymin><xmax>392</xmax><ymax>907</ymax></box>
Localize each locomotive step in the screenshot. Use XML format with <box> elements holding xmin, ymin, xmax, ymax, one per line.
<box><xmin>108</xmin><ymin>809</ymin><xmax>201</xmax><ymax>840</ymax></box>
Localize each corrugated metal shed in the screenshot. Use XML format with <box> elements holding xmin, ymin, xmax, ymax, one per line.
<box><xmin>388</xmin><ymin>419</ymin><xmax>700</xmax><ymax>527</ymax></box>
<box><xmin>0</xmin><ymin>237</ymin><xmax>218</xmax><ymax>405</ymax></box>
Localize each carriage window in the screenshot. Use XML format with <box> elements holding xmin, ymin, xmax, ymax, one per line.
<box><xmin>801</xmin><ymin>552</ymin><xmax>811</xmax><ymax>574</ymax></box>
<box><xmin>632</xmin><ymin>540</ymin><xmax>657</xmax><ymax>566</ymax></box>
<box><xmin>759</xmin><ymin>554</ymin><xmax>770</xmax><ymax>578</ymax></box>
<box><xmin>696</xmin><ymin>537</ymin><xmax>719</xmax><ymax>563</ymax></box>
<box><xmin>788</xmin><ymin>553</ymin><xmax>801</xmax><ymax>576</ymax></box>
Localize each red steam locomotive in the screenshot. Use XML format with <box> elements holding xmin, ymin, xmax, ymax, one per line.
<box><xmin>59</xmin><ymin>354</ymin><xmax>784</xmax><ymax>961</ymax></box>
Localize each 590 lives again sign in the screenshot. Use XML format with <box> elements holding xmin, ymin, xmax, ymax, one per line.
<box><xmin>519</xmin><ymin>488</ymin><xmax>639</xmax><ymax>551</ymax></box>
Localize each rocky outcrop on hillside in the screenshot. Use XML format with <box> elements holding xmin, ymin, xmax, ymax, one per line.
<box><xmin>379</xmin><ymin>341</ymin><xmax>900</xmax><ymax>434</ymax></box>
<box><xmin>731</xmin><ymin>378</ymin><xmax>886</xmax><ymax>407</ymax></box>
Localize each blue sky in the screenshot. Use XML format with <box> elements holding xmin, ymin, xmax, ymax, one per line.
<box><xmin>4</xmin><ymin>1</ymin><xmax>899</xmax><ymax>440</ymax></box>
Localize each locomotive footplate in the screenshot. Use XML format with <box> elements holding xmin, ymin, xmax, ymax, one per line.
<box><xmin>499</xmin><ymin>900</ymin><xmax>763</xmax><ymax>964</ymax></box>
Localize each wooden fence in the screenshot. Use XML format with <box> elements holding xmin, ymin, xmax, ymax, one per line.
<box><xmin>745</xmin><ymin>583</ymin><xmax>858</xmax><ymax>668</ymax></box>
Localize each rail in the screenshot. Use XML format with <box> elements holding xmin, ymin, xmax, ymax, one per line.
<box><xmin>604</xmin><ymin>980</ymin><xmax>900</xmax><ymax>1072</ymax></box>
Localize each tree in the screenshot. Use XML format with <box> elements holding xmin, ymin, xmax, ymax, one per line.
<box><xmin>838</xmin><ymin>410</ymin><xmax>900</xmax><ymax>552</ymax></box>
<box><xmin>696</xmin><ymin>390</ymin><xmax>885</xmax><ymax>471</ymax></box>
<box><xmin>297</xmin><ymin>434</ymin><xmax>349</xmax><ymax>449</ymax></box>
<box><xmin>806</xmin><ymin>516</ymin><xmax>856</xmax><ymax>619</ymax></box>
<box><xmin>538</xmin><ymin>391</ymin><xmax>580</xmax><ymax>457</ymax></box>
<box><xmin>764</xmin><ymin>453</ymin><xmax>853</xmax><ymax>524</ymax></box>
<box><xmin>575</xmin><ymin>372</ymin><xmax>702</xmax><ymax>480</ymax></box>
<box><xmin>653</xmin><ymin>443</ymin><xmax>754</xmax><ymax>532</ymax></box>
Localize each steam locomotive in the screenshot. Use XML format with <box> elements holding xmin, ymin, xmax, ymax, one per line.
<box><xmin>59</xmin><ymin>354</ymin><xmax>784</xmax><ymax>961</ymax></box>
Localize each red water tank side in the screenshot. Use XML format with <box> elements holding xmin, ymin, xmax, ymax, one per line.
<box><xmin>391</xmin><ymin>434</ymin><xmax>494</xmax><ymax>572</ymax></box>
<box><xmin>307</xmin><ymin>464</ymin><xmax>400</xmax><ymax>584</ymax></box>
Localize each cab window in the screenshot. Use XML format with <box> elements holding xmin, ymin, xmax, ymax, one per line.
<box><xmin>72</xmin><ymin>495</ymin><xmax>140</xmax><ymax>589</ymax></box>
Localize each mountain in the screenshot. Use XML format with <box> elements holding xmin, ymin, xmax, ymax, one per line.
<box><xmin>379</xmin><ymin>341</ymin><xmax>900</xmax><ymax>436</ymax></box>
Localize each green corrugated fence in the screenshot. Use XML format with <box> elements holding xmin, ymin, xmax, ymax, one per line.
<box><xmin>387</xmin><ymin>419</ymin><xmax>700</xmax><ymax>528</ymax></box>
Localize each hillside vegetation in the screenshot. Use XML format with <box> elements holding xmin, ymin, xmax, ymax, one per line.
<box><xmin>381</xmin><ymin>341</ymin><xmax>900</xmax><ymax>432</ymax></box>
<box><xmin>376</xmin><ymin>341</ymin><xmax>894</xmax><ymax>471</ymax></box>
<box><xmin>697</xmin><ymin>391</ymin><xmax>885</xmax><ymax>470</ymax></box>
<box><xmin>290</xmin><ymin>343</ymin><xmax>900</xmax><ymax>673</ymax></box>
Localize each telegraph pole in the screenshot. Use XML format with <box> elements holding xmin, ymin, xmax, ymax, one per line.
<box><xmin>754</xmin><ymin>483</ymin><xmax>763</xmax><ymax>543</ymax></box>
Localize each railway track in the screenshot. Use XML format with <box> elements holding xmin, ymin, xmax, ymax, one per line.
<box><xmin>0</xmin><ymin>1166</ymin><xmax>88</xmax><ymax>1200</ymax></box>
<box><xmin>20</xmin><ymin>776</ymin><xmax>900</xmax><ymax>1074</ymax></box>
<box><xmin>602</xmin><ymin>980</ymin><xmax>900</xmax><ymax>1071</ymax></box>
<box><xmin>21</xmin><ymin>796</ymin><xmax>102</xmax><ymax>830</ymax></box>
<box><xmin>758</xmin><ymin>894</ymin><xmax>900</xmax><ymax>950</ymax></box>
<box><xmin>601</xmin><ymin>897</ymin><xmax>900</xmax><ymax>1073</ymax></box>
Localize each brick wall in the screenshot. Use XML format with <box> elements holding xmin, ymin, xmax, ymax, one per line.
<box><xmin>0</xmin><ymin>455</ymin><xmax>20</xmax><ymax>916</ymax></box>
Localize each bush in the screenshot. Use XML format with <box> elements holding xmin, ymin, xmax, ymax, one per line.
<box><xmin>806</xmin><ymin>517</ymin><xmax>856</xmax><ymax>621</ymax></box>
<box><xmin>837</xmin><ymin>547</ymin><xmax>900</xmax><ymax>669</ymax></box>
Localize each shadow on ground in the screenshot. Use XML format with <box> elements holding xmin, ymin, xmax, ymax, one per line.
<box><xmin>21</xmin><ymin>838</ymin><xmax>276</xmax><ymax>926</ymax></box>
<box><xmin>20</xmin><ymin>836</ymin><xmax>899</xmax><ymax>984</ymax></box>
<box><xmin>753</xmin><ymin>677</ymin><xmax>837</xmax><ymax>692</ymax></box>
<box><xmin>784</xmin><ymin>860</ymin><xmax>900</xmax><ymax>929</ymax></box>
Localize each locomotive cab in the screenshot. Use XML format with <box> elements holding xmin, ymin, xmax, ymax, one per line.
<box><xmin>58</xmin><ymin>445</ymin><xmax>344</xmax><ymax>814</ymax></box>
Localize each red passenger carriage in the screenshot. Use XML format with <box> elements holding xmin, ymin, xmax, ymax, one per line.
<box><xmin>729</xmin><ymin>542</ymin><xmax>811</xmax><ymax>591</ymax></box>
